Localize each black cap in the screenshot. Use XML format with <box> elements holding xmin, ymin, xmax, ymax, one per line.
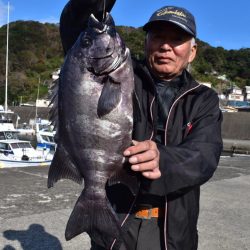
<box><xmin>143</xmin><ymin>6</ymin><xmax>196</xmax><ymax>37</ymax></box>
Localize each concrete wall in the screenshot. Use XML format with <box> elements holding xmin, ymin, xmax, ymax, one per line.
<box><xmin>222</xmin><ymin>112</ymin><xmax>250</xmax><ymax>140</ymax></box>
<box><xmin>10</xmin><ymin>106</ymin><xmax>50</xmax><ymax>126</ymax></box>
<box><xmin>9</xmin><ymin>106</ymin><xmax>250</xmax><ymax>140</ymax></box>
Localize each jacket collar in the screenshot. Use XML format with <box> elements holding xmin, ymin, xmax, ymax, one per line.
<box><xmin>133</xmin><ymin>59</ymin><xmax>200</xmax><ymax>96</ymax></box>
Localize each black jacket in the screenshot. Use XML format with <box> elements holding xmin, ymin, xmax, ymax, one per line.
<box><xmin>59</xmin><ymin>2</ymin><xmax>223</xmax><ymax>249</ymax></box>
<box><xmin>101</xmin><ymin>62</ymin><xmax>223</xmax><ymax>250</ymax></box>
<box><xmin>130</xmin><ymin>61</ymin><xmax>223</xmax><ymax>250</ymax></box>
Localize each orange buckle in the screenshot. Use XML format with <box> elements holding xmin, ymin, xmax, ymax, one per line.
<box><xmin>135</xmin><ymin>207</ymin><xmax>164</xmax><ymax>219</ymax></box>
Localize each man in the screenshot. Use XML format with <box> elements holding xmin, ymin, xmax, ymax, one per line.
<box><xmin>60</xmin><ymin>2</ymin><xmax>223</xmax><ymax>250</ymax></box>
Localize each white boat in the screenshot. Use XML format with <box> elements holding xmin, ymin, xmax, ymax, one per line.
<box><xmin>16</xmin><ymin>118</ymin><xmax>56</xmax><ymax>155</ymax></box>
<box><xmin>0</xmin><ymin>139</ymin><xmax>52</xmax><ymax>168</ymax></box>
<box><xmin>35</xmin><ymin>119</ymin><xmax>56</xmax><ymax>154</ymax></box>
<box><xmin>17</xmin><ymin>123</ymin><xmax>36</xmax><ymax>141</ymax></box>
<box><xmin>0</xmin><ymin>111</ymin><xmax>52</xmax><ymax>168</ymax></box>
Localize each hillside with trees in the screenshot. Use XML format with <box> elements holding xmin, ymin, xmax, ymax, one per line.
<box><xmin>0</xmin><ymin>21</ymin><xmax>250</xmax><ymax>104</ymax></box>
<box><xmin>0</xmin><ymin>21</ymin><xmax>63</xmax><ymax>104</ymax></box>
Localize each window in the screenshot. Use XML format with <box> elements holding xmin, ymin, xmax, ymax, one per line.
<box><xmin>0</xmin><ymin>143</ymin><xmax>7</xmax><ymax>150</ymax></box>
<box><xmin>18</xmin><ymin>142</ymin><xmax>32</xmax><ymax>148</ymax></box>
<box><xmin>0</xmin><ymin>132</ymin><xmax>5</xmax><ymax>140</ymax></box>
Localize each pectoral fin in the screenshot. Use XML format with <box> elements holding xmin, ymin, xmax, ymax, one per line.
<box><xmin>97</xmin><ymin>77</ymin><xmax>121</xmax><ymax>117</ymax></box>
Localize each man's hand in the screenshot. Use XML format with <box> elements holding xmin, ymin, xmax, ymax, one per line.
<box><xmin>123</xmin><ymin>140</ymin><xmax>161</xmax><ymax>180</ymax></box>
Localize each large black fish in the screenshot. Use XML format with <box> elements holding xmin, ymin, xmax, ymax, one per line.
<box><xmin>47</xmin><ymin>12</ymin><xmax>136</xmax><ymax>248</ymax></box>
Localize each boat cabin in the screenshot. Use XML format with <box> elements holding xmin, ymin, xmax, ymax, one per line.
<box><xmin>0</xmin><ymin>131</ymin><xmax>19</xmax><ymax>140</ymax></box>
<box><xmin>0</xmin><ymin>140</ymin><xmax>33</xmax><ymax>158</ymax></box>
<box><xmin>0</xmin><ymin>111</ymin><xmax>17</xmax><ymax>131</ymax></box>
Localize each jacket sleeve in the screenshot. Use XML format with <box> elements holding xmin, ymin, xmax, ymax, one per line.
<box><xmin>60</xmin><ymin>0</ymin><xmax>116</xmax><ymax>54</ymax></box>
<box><xmin>156</xmin><ymin>89</ymin><xmax>223</xmax><ymax>196</ymax></box>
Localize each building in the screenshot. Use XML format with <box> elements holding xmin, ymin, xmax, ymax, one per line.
<box><xmin>36</xmin><ymin>99</ymin><xmax>50</xmax><ymax>108</ymax></box>
<box><xmin>227</xmin><ymin>86</ymin><xmax>244</xmax><ymax>101</ymax></box>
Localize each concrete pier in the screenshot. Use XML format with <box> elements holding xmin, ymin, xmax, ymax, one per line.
<box><xmin>0</xmin><ymin>156</ymin><xmax>250</xmax><ymax>249</ymax></box>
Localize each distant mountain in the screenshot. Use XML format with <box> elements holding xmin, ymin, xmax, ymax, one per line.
<box><xmin>0</xmin><ymin>21</ymin><xmax>250</xmax><ymax>104</ymax></box>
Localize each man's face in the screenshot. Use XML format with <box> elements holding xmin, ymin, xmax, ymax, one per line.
<box><xmin>145</xmin><ymin>22</ymin><xmax>197</xmax><ymax>81</ymax></box>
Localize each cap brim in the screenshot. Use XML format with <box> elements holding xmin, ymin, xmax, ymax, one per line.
<box><xmin>143</xmin><ymin>20</ymin><xmax>196</xmax><ymax>37</ymax></box>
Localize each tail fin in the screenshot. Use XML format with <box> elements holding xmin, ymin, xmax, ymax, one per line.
<box><xmin>65</xmin><ymin>192</ymin><xmax>121</xmax><ymax>248</ymax></box>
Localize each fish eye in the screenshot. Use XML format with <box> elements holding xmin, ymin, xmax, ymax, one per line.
<box><xmin>82</xmin><ymin>37</ymin><xmax>92</xmax><ymax>47</ymax></box>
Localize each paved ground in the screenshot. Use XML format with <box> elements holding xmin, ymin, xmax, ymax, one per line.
<box><xmin>0</xmin><ymin>155</ymin><xmax>250</xmax><ymax>250</ymax></box>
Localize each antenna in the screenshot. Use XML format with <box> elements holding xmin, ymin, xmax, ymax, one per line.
<box><xmin>4</xmin><ymin>1</ymin><xmax>10</xmax><ymax>112</ymax></box>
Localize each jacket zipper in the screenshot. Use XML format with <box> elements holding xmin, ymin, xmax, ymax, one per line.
<box><xmin>150</xmin><ymin>96</ymin><xmax>156</xmax><ymax>140</ymax></box>
<box><xmin>164</xmin><ymin>85</ymin><xmax>201</xmax><ymax>145</ymax></box>
<box><xmin>163</xmin><ymin>84</ymin><xmax>201</xmax><ymax>250</ymax></box>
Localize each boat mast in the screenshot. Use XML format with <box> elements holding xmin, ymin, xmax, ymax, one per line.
<box><xmin>4</xmin><ymin>2</ymin><xmax>10</xmax><ymax>112</ymax></box>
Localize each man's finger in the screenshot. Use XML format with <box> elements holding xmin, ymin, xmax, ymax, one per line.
<box><xmin>142</xmin><ymin>168</ymin><xmax>161</xmax><ymax>179</ymax></box>
<box><xmin>130</xmin><ymin>160</ymin><xmax>159</xmax><ymax>172</ymax></box>
<box><xmin>132</xmin><ymin>140</ymin><xmax>139</xmax><ymax>145</ymax></box>
<box><xmin>124</xmin><ymin>140</ymin><xmax>154</xmax><ymax>156</ymax></box>
<box><xmin>129</xmin><ymin>149</ymin><xmax>158</xmax><ymax>164</ymax></box>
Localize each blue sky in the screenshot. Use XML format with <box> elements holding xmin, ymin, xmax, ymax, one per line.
<box><xmin>0</xmin><ymin>0</ymin><xmax>250</xmax><ymax>50</ymax></box>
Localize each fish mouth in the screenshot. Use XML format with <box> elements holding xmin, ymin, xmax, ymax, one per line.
<box><xmin>95</xmin><ymin>47</ymin><xmax>129</xmax><ymax>75</ymax></box>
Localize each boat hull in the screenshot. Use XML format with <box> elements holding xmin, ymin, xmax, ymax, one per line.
<box><xmin>0</xmin><ymin>159</ymin><xmax>51</xmax><ymax>168</ymax></box>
